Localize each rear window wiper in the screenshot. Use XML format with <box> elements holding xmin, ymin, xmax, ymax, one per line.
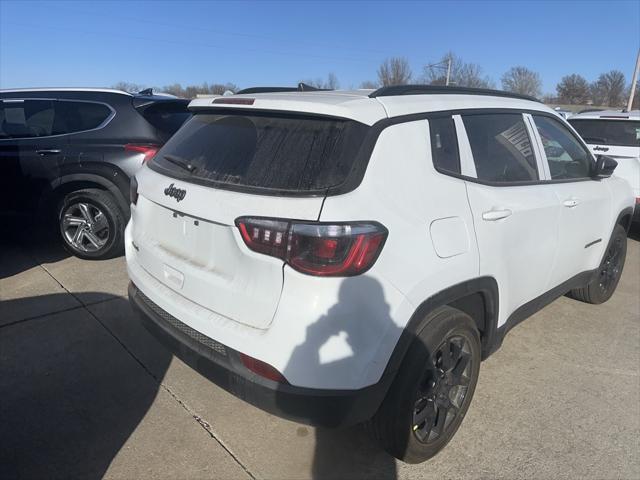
<box><xmin>163</xmin><ymin>154</ymin><xmax>197</xmax><ymax>174</ymax></box>
<box><xmin>582</xmin><ymin>136</ymin><xmax>607</xmax><ymax>144</ymax></box>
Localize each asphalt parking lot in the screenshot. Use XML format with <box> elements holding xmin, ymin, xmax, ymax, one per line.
<box><xmin>1</xmin><ymin>227</ymin><xmax>639</xmax><ymax>480</ymax></box>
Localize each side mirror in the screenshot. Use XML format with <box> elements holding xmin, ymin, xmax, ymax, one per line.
<box><xmin>593</xmin><ymin>155</ymin><xmax>617</xmax><ymax>179</ymax></box>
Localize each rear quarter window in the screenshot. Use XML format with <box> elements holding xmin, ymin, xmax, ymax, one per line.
<box><xmin>429</xmin><ymin>116</ymin><xmax>460</xmax><ymax>174</ymax></box>
<box><xmin>150</xmin><ymin>112</ymin><xmax>368</xmax><ymax>193</ymax></box>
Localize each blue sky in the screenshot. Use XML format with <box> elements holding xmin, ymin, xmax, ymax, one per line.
<box><xmin>1</xmin><ymin>0</ymin><xmax>638</xmax><ymax>94</ymax></box>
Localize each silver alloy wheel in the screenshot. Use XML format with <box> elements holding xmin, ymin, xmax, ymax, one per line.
<box><xmin>61</xmin><ymin>202</ymin><xmax>110</xmax><ymax>253</ymax></box>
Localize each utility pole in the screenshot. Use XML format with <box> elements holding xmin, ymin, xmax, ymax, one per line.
<box><xmin>626</xmin><ymin>48</ymin><xmax>640</xmax><ymax>111</ymax></box>
<box><xmin>445</xmin><ymin>56</ymin><xmax>452</xmax><ymax>86</ymax></box>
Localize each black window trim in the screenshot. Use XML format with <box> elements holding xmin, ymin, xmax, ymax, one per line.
<box><xmin>0</xmin><ymin>98</ymin><xmax>116</xmax><ymax>141</ymax></box>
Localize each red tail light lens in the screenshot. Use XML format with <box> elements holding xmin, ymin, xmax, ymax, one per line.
<box><xmin>125</xmin><ymin>143</ymin><xmax>160</xmax><ymax>163</ymax></box>
<box><xmin>239</xmin><ymin>353</ymin><xmax>288</xmax><ymax>383</ymax></box>
<box><xmin>235</xmin><ymin>217</ymin><xmax>388</xmax><ymax>277</ymax></box>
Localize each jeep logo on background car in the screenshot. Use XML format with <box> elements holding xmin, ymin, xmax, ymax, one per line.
<box><xmin>593</xmin><ymin>145</ymin><xmax>610</xmax><ymax>152</ymax></box>
<box><xmin>164</xmin><ymin>183</ymin><xmax>186</xmax><ymax>202</ymax></box>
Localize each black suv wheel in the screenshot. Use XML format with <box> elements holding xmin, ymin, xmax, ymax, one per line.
<box><xmin>58</xmin><ymin>189</ymin><xmax>125</xmax><ymax>260</ymax></box>
<box><xmin>367</xmin><ymin>306</ymin><xmax>481</xmax><ymax>463</ymax></box>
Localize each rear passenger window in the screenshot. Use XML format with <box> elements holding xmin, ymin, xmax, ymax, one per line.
<box><xmin>0</xmin><ymin>100</ymin><xmax>55</xmax><ymax>139</ymax></box>
<box><xmin>533</xmin><ymin>115</ymin><xmax>593</xmax><ymax>180</ymax></box>
<box><xmin>53</xmin><ymin>101</ymin><xmax>112</xmax><ymax>135</ymax></box>
<box><xmin>462</xmin><ymin>113</ymin><xmax>538</xmax><ymax>183</ymax></box>
<box><xmin>429</xmin><ymin>116</ymin><xmax>460</xmax><ymax>174</ymax></box>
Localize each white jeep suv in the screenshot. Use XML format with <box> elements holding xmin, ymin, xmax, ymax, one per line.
<box><xmin>126</xmin><ymin>85</ymin><xmax>635</xmax><ymax>463</ymax></box>
<box><xmin>568</xmin><ymin>109</ymin><xmax>640</xmax><ymax>222</ymax></box>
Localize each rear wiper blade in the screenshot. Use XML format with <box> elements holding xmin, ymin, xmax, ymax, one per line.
<box><xmin>583</xmin><ymin>136</ymin><xmax>607</xmax><ymax>144</ymax></box>
<box><xmin>163</xmin><ymin>154</ymin><xmax>197</xmax><ymax>173</ymax></box>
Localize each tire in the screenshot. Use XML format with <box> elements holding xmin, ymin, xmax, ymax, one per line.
<box><xmin>57</xmin><ymin>188</ymin><xmax>125</xmax><ymax>260</ymax></box>
<box><xmin>366</xmin><ymin>306</ymin><xmax>481</xmax><ymax>463</ymax></box>
<box><xmin>568</xmin><ymin>224</ymin><xmax>627</xmax><ymax>304</ymax></box>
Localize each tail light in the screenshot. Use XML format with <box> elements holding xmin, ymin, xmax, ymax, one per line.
<box><xmin>125</xmin><ymin>143</ymin><xmax>160</xmax><ymax>163</ymax></box>
<box><xmin>130</xmin><ymin>176</ymin><xmax>138</xmax><ymax>205</ymax></box>
<box><xmin>235</xmin><ymin>217</ymin><xmax>388</xmax><ymax>277</ymax></box>
<box><xmin>239</xmin><ymin>353</ymin><xmax>288</xmax><ymax>383</ymax></box>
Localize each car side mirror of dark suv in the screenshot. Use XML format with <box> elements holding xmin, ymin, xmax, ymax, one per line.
<box><xmin>593</xmin><ymin>155</ymin><xmax>617</xmax><ymax>179</ymax></box>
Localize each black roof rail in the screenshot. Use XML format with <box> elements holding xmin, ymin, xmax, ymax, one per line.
<box><xmin>138</xmin><ymin>88</ymin><xmax>154</xmax><ymax>96</ymax></box>
<box><xmin>369</xmin><ymin>85</ymin><xmax>540</xmax><ymax>103</ymax></box>
<box><xmin>236</xmin><ymin>82</ymin><xmax>330</xmax><ymax>95</ymax></box>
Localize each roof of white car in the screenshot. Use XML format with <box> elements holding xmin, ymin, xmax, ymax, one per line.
<box><xmin>569</xmin><ymin>109</ymin><xmax>640</xmax><ymax>121</ymax></box>
<box><xmin>188</xmin><ymin>88</ymin><xmax>553</xmax><ymax>126</ymax></box>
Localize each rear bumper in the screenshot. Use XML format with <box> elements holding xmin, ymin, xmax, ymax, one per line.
<box><xmin>128</xmin><ymin>282</ymin><xmax>389</xmax><ymax>428</ymax></box>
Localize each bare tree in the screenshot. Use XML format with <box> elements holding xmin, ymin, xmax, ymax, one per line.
<box><xmin>360</xmin><ymin>80</ymin><xmax>379</xmax><ymax>89</ymax></box>
<box><xmin>626</xmin><ymin>83</ymin><xmax>640</xmax><ymax>109</ymax></box>
<box><xmin>326</xmin><ymin>72</ymin><xmax>339</xmax><ymax>90</ymax></box>
<box><xmin>377</xmin><ymin>57</ymin><xmax>412</xmax><ymax>86</ymax></box>
<box><xmin>556</xmin><ymin>74</ymin><xmax>590</xmax><ymax>104</ymax></box>
<box><xmin>112</xmin><ymin>81</ymin><xmax>144</xmax><ymax>93</ymax></box>
<box><xmin>501</xmin><ymin>66</ymin><xmax>542</xmax><ymax>98</ymax></box>
<box><xmin>161</xmin><ymin>83</ymin><xmax>184</xmax><ymax>97</ymax></box>
<box><xmin>590</xmin><ymin>70</ymin><xmax>626</xmax><ymax>107</ymax></box>
<box><xmin>300</xmin><ymin>73</ymin><xmax>340</xmax><ymax>90</ymax></box>
<box><xmin>422</xmin><ymin>52</ymin><xmax>495</xmax><ymax>88</ymax></box>
<box><xmin>161</xmin><ymin>82</ymin><xmax>237</xmax><ymax>98</ymax></box>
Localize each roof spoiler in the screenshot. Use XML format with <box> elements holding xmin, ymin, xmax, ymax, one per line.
<box><xmin>368</xmin><ymin>85</ymin><xmax>540</xmax><ymax>103</ymax></box>
<box><xmin>236</xmin><ymin>83</ymin><xmax>331</xmax><ymax>95</ymax></box>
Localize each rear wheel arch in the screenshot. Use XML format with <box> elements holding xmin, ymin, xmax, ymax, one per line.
<box><xmin>384</xmin><ymin>277</ymin><xmax>500</xmax><ymax>379</ymax></box>
<box><xmin>46</xmin><ymin>173</ymin><xmax>130</xmax><ymax>219</ymax></box>
<box><xmin>616</xmin><ymin>207</ymin><xmax>633</xmax><ymax>232</ymax></box>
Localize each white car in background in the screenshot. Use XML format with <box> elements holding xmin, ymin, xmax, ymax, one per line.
<box><xmin>554</xmin><ymin>107</ymin><xmax>574</xmax><ymax>120</ymax></box>
<box><xmin>569</xmin><ymin>110</ymin><xmax>640</xmax><ymax>222</ymax></box>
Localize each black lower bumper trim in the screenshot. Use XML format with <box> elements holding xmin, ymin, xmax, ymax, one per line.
<box><xmin>128</xmin><ymin>282</ymin><xmax>389</xmax><ymax>428</ymax></box>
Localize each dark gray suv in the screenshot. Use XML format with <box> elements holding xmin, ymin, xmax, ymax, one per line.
<box><xmin>0</xmin><ymin>88</ymin><xmax>191</xmax><ymax>259</ymax></box>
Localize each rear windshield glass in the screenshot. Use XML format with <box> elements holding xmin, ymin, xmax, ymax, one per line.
<box><xmin>150</xmin><ymin>112</ymin><xmax>368</xmax><ymax>192</ymax></box>
<box><xmin>569</xmin><ymin>119</ymin><xmax>640</xmax><ymax>147</ymax></box>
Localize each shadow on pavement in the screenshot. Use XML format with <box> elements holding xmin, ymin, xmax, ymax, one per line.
<box><xmin>0</xmin><ymin>218</ymin><xmax>70</xmax><ymax>279</ymax></box>
<box><xmin>0</xmin><ymin>293</ymin><xmax>171</xmax><ymax>479</ymax></box>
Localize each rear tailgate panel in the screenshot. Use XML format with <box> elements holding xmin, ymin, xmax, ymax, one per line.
<box><xmin>131</xmin><ymin>166</ymin><xmax>324</xmax><ymax>329</ymax></box>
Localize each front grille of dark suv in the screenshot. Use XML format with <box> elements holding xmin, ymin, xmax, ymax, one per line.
<box><xmin>137</xmin><ymin>289</ymin><xmax>227</xmax><ymax>357</ymax></box>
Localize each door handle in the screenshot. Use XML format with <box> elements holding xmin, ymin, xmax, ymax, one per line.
<box><xmin>36</xmin><ymin>149</ymin><xmax>61</xmax><ymax>156</ymax></box>
<box><xmin>563</xmin><ymin>198</ymin><xmax>580</xmax><ymax>208</ymax></box>
<box><xmin>482</xmin><ymin>208</ymin><xmax>513</xmax><ymax>221</ymax></box>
